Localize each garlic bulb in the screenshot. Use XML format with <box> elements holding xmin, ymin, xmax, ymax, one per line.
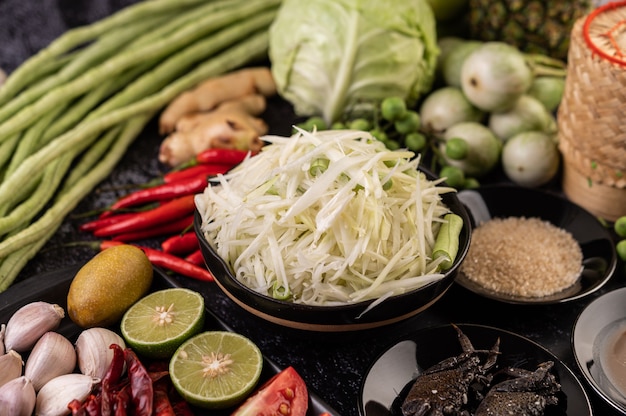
<box><xmin>0</xmin><ymin>350</ymin><xmax>23</xmax><ymax>388</ymax></box>
<box><xmin>75</xmin><ymin>327</ymin><xmax>126</xmax><ymax>379</ymax></box>
<box><xmin>35</xmin><ymin>373</ymin><xmax>99</xmax><ymax>416</ymax></box>
<box><xmin>0</xmin><ymin>376</ymin><xmax>36</xmax><ymax>416</ymax></box>
<box><xmin>25</xmin><ymin>332</ymin><xmax>76</xmax><ymax>392</ymax></box>
<box><xmin>0</xmin><ymin>324</ymin><xmax>6</xmax><ymax>355</ymax></box>
<box><xmin>4</xmin><ymin>302</ymin><xmax>65</xmax><ymax>352</ymax></box>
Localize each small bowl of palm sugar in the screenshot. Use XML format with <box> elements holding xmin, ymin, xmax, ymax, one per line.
<box><xmin>455</xmin><ymin>184</ymin><xmax>617</xmax><ymax>304</ymax></box>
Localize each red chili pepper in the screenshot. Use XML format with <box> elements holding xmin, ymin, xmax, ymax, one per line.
<box><xmin>111</xmin><ymin>215</ymin><xmax>193</xmax><ymax>242</ymax></box>
<box><xmin>196</xmin><ymin>148</ymin><xmax>252</xmax><ymax>165</ymax></box>
<box><xmin>79</xmin><ymin>212</ymin><xmax>138</xmax><ymax>233</ymax></box>
<box><xmin>94</xmin><ymin>241</ymin><xmax>213</xmax><ymax>282</ymax></box>
<box><xmin>163</xmin><ymin>163</ymin><xmax>231</xmax><ymax>184</ymax></box>
<box><xmin>184</xmin><ymin>249</ymin><xmax>205</xmax><ymax>266</ymax></box>
<box><xmin>161</xmin><ymin>231</ymin><xmax>199</xmax><ymax>255</ymax></box>
<box><xmin>140</xmin><ymin>246</ymin><xmax>213</xmax><ymax>282</ymax></box>
<box><xmin>94</xmin><ymin>195</ymin><xmax>196</xmax><ymax>238</ymax></box>
<box><xmin>97</xmin><ymin>201</ymin><xmax>161</xmax><ymax>220</ymax></box>
<box><xmin>124</xmin><ymin>348</ymin><xmax>153</xmax><ymax>416</ymax></box>
<box><xmin>108</xmin><ymin>175</ymin><xmax>209</xmax><ymax>212</ymax></box>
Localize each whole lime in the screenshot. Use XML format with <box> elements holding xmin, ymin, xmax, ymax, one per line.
<box><xmin>67</xmin><ymin>245</ymin><xmax>153</xmax><ymax>328</ymax></box>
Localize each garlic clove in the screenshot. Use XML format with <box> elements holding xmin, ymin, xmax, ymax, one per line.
<box><xmin>0</xmin><ymin>349</ymin><xmax>23</xmax><ymax>388</ymax></box>
<box><xmin>0</xmin><ymin>376</ymin><xmax>36</xmax><ymax>416</ymax></box>
<box><xmin>35</xmin><ymin>373</ymin><xmax>99</xmax><ymax>416</ymax></box>
<box><xmin>75</xmin><ymin>327</ymin><xmax>126</xmax><ymax>379</ymax></box>
<box><xmin>25</xmin><ymin>332</ymin><xmax>76</xmax><ymax>392</ymax></box>
<box><xmin>4</xmin><ymin>301</ymin><xmax>65</xmax><ymax>352</ymax></box>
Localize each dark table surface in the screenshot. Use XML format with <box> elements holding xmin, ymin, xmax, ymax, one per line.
<box><xmin>1</xmin><ymin>1</ymin><xmax>625</xmax><ymax>415</ymax></box>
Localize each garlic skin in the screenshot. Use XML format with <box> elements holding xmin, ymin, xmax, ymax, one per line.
<box><xmin>25</xmin><ymin>332</ymin><xmax>76</xmax><ymax>392</ymax></box>
<box><xmin>0</xmin><ymin>349</ymin><xmax>23</xmax><ymax>388</ymax></box>
<box><xmin>35</xmin><ymin>373</ymin><xmax>99</xmax><ymax>416</ymax></box>
<box><xmin>0</xmin><ymin>376</ymin><xmax>36</xmax><ymax>416</ymax></box>
<box><xmin>75</xmin><ymin>327</ymin><xmax>126</xmax><ymax>379</ymax></box>
<box><xmin>4</xmin><ymin>302</ymin><xmax>65</xmax><ymax>352</ymax></box>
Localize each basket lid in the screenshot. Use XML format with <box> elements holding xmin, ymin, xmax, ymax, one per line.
<box><xmin>584</xmin><ymin>1</ymin><xmax>626</xmax><ymax>66</ymax></box>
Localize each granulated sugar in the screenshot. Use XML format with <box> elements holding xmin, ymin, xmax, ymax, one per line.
<box><xmin>461</xmin><ymin>216</ymin><xmax>583</xmax><ymax>298</ymax></box>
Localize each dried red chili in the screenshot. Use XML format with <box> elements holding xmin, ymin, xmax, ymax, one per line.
<box><xmin>114</xmin><ymin>385</ymin><xmax>131</xmax><ymax>416</ymax></box>
<box><xmin>171</xmin><ymin>400</ymin><xmax>195</xmax><ymax>416</ymax></box>
<box><xmin>153</xmin><ymin>380</ymin><xmax>176</xmax><ymax>416</ymax></box>
<box><xmin>102</xmin><ymin>344</ymin><xmax>126</xmax><ymax>415</ymax></box>
<box><xmin>123</xmin><ymin>348</ymin><xmax>154</xmax><ymax>416</ymax></box>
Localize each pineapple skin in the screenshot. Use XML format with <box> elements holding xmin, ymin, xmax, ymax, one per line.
<box><xmin>467</xmin><ymin>0</ymin><xmax>593</xmax><ymax>60</ymax></box>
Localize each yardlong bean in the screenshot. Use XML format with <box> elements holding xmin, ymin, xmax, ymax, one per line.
<box><xmin>0</xmin><ymin>0</ymin><xmax>282</xmax><ymax>290</ymax></box>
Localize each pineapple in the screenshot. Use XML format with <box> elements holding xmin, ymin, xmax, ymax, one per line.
<box><xmin>467</xmin><ymin>0</ymin><xmax>594</xmax><ymax>60</ymax></box>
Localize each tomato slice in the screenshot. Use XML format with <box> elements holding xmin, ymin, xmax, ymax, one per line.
<box><xmin>232</xmin><ymin>366</ymin><xmax>309</xmax><ymax>416</ymax></box>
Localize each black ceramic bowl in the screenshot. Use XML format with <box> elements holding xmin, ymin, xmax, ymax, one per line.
<box><xmin>194</xmin><ymin>183</ymin><xmax>472</xmax><ymax>332</ymax></box>
<box><xmin>456</xmin><ymin>184</ymin><xmax>617</xmax><ymax>305</ymax></box>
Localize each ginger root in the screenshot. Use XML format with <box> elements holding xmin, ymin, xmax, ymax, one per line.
<box><xmin>158</xmin><ymin>94</ymin><xmax>268</xmax><ymax>167</ymax></box>
<box><xmin>159</xmin><ymin>66</ymin><xmax>276</xmax><ymax>135</ymax></box>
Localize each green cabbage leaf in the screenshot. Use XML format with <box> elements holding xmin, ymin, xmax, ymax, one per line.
<box><xmin>268</xmin><ymin>0</ymin><xmax>439</xmax><ymax>124</ymax></box>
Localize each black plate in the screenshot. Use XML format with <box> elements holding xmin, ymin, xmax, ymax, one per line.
<box><xmin>573</xmin><ymin>287</ymin><xmax>626</xmax><ymax>414</ymax></box>
<box><xmin>455</xmin><ymin>185</ymin><xmax>617</xmax><ymax>305</ymax></box>
<box><xmin>358</xmin><ymin>323</ymin><xmax>593</xmax><ymax>416</ymax></box>
<box><xmin>0</xmin><ymin>264</ymin><xmax>340</xmax><ymax>416</ymax></box>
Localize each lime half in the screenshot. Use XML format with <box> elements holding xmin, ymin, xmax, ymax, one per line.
<box><xmin>169</xmin><ymin>331</ymin><xmax>263</xmax><ymax>409</ymax></box>
<box><xmin>120</xmin><ymin>288</ymin><xmax>205</xmax><ymax>359</ymax></box>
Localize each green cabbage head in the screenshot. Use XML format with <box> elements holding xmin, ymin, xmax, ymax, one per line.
<box><xmin>268</xmin><ymin>0</ymin><xmax>439</xmax><ymax>124</ymax></box>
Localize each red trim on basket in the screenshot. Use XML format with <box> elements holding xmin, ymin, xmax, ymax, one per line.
<box><xmin>583</xmin><ymin>1</ymin><xmax>626</xmax><ymax>66</ymax></box>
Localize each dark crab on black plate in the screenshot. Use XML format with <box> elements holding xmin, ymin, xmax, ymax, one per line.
<box><xmin>359</xmin><ymin>323</ymin><xmax>593</xmax><ymax>416</ymax></box>
<box><xmin>455</xmin><ymin>184</ymin><xmax>617</xmax><ymax>305</ymax></box>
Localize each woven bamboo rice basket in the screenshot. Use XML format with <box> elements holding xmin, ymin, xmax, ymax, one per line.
<box><xmin>557</xmin><ymin>1</ymin><xmax>626</xmax><ymax>221</ymax></box>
